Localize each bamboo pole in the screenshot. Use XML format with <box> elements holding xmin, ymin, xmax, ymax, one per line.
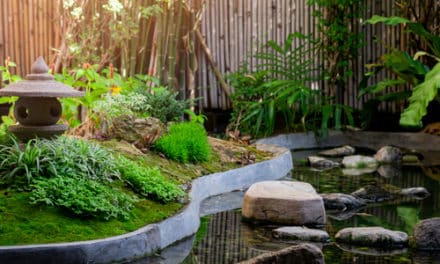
<box><xmin>195</xmin><ymin>28</ymin><xmax>231</xmax><ymax>98</ymax></box>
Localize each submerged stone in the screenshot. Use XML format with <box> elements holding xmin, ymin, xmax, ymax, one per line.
<box><xmin>377</xmin><ymin>164</ymin><xmax>401</xmax><ymax>178</ymax></box>
<box><xmin>342</xmin><ymin>155</ymin><xmax>378</xmax><ymax>169</ymax></box>
<box><xmin>320</xmin><ymin>193</ymin><xmax>366</xmax><ymax>211</ymax></box>
<box><xmin>335</xmin><ymin>227</ymin><xmax>408</xmax><ymax>248</ymax></box>
<box><xmin>400</xmin><ymin>187</ymin><xmax>430</xmax><ymax>200</ymax></box>
<box><xmin>238</xmin><ymin>243</ymin><xmax>324</xmax><ymax>264</ymax></box>
<box><xmin>318</xmin><ymin>145</ymin><xmax>355</xmax><ymax>157</ymax></box>
<box><xmin>273</xmin><ymin>226</ymin><xmax>329</xmax><ymax>242</ymax></box>
<box><xmin>242</xmin><ymin>181</ymin><xmax>325</xmax><ymax>226</ymax></box>
<box><xmin>308</xmin><ymin>156</ymin><xmax>340</xmax><ymax>168</ymax></box>
<box><xmin>413</xmin><ymin>217</ymin><xmax>440</xmax><ymax>250</ymax></box>
<box><xmin>351</xmin><ymin>184</ymin><xmax>396</xmax><ymax>203</ymax></box>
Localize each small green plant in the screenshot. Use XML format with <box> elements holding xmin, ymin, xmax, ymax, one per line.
<box><xmin>30</xmin><ymin>176</ymin><xmax>135</xmax><ymax>220</ymax></box>
<box><xmin>138</xmin><ymin>87</ymin><xmax>190</xmax><ymax>123</ymax></box>
<box><xmin>154</xmin><ymin>122</ymin><xmax>211</xmax><ymax>163</ymax></box>
<box><xmin>117</xmin><ymin>157</ymin><xmax>184</xmax><ymax>203</ymax></box>
<box><xmin>184</xmin><ymin>109</ymin><xmax>207</xmax><ymax>125</ymax></box>
<box><xmin>55</xmin><ymin>64</ymin><xmax>114</xmax><ymax>127</ymax></box>
<box><xmin>93</xmin><ymin>92</ymin><xmax>151</xmax><ymax>120</ymax></box>
<box><xmin>0</xmin><ymin>58</ymin><xmax>21</xmax><ymax>87</ymax></box>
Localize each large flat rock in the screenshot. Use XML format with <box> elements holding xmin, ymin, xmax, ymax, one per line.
<box><xmin>242</xmin><ymin>181</ymin><xmax>325</xmax><ymax>226</ymax></box>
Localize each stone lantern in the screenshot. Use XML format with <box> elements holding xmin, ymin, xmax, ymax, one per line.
<box><xmin>0</xmin><ymin>57</ymin><xmax>84</xmax><ymax>141</ymax></box>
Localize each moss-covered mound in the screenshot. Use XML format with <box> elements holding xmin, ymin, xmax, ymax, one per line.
<box><xmin>0</xmin><ymin>136</ymin><xmax>270</xmax><ymax>245</ymax></box>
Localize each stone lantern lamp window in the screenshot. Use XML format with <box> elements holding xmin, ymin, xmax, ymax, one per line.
<box><xmin>0</xmin><ymin>57</ymin><xmax>84</xmax><ymax>141</ymax></box>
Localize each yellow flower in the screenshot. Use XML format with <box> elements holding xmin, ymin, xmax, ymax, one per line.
<box><xmin>111</xmin><ymin>86</ymin><xmax>121</xmax><ymax>95</ymax></box>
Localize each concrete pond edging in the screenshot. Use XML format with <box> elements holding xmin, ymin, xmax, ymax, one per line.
<box><xmin>0</xmin><ymin>144</ymin><xmax>293</xmax><ymax>264</ymax></box>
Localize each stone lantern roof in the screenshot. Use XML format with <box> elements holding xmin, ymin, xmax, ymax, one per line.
<box><xmin>0</xmin><ymin>56</ymin><xmax>84</xmax><ymax>98</ymax></box>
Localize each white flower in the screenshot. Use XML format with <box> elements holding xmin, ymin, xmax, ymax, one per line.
<box><xmin>103</xmin><ymin>0</ymin><xmax>124</xmax><ymax>13</ymax></box>
<box><xmin>71</xmin><ymin>7</ymin><xmax>83</xmax><ymax>19</ymax></box>
<box><xmin>63</xmin><ymin>0</ymin><xmax>75</xmax><ymax>9</ymax></box>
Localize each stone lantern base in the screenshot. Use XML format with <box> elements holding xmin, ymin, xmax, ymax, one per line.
<box><xmin>9</xmin><ymin>124</ymin><xmax>67</xmax><ymax>141</ymax></box>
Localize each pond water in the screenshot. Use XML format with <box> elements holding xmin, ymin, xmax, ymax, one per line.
<box><xmin>180</xmin><ymin>148</ymin><xmax>440</xmax><ymax>264</ymax></box>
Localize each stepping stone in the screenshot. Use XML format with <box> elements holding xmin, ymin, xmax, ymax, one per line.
<box><xmin>335</xmin><ymin>227</ymin><xmax>408</xmax><ymax>248</ymax></box>
<box><xmin>319</xmin><ymin>145</ymin><xmax>355</xmax><ymax>157</ymax></box>
<box><xmin>273</xmin><ymin>226</ymin><xmax>329</xmax><ymax>242</ymax></box>
<box><xmin>242</xmin><ymin>181</ymin><xmax>325</xmax><ymax>226</ymax></box>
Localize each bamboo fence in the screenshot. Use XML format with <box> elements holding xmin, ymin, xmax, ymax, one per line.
<box><xmin>0</xmin><ymin>0</ymin><xmax>437</xmax><ymax>112</ymax></box>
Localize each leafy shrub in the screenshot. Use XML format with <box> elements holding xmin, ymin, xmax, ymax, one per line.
<box><xmin>154</xmin><ymin>122</ymin><xmax>211</xmax><ymax>163</ymax></box>
<box><xmin>117</xmin><ymin>157</ymin><xmax>184</xmax><ymax>202</ymax></box>
<box><xmin>30</xmin><ymin>176</ymin><xmax>134</xmax><ymax>220</ymax></box>
<box><xmin>139</xmin><ymin>87</ymin><xmax>189</xmax><ymax>123</ymax></box>
<box><xmin>228</xmin><ymin>33</ymin><xmax>354</xmax><ymax>137</ymax></box>
<box><xmin>93</xmin><ymin>92</ymin><xmax>151</xmax><ymax>119</ymax></box>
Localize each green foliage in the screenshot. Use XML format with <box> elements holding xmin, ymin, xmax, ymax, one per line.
<box><xmin>400</xmin><ymin>62</ymin><xmax>440</xmax><ymax>128</ymax></box>
<box><xmin>93</xmin><ymin>92</ymin><xmax>151</xmax><ymax>120</ymax></box>
<box><xmin>30</xmin><ymin>176</ymin><xmax>134</xmax><ymax>220</ymax></box>
<box><xmin>307</xmin><ymin>0</ymin><xmax>364</xmax><ymax>102</ymax></box>
<box><xmin>55</xmin><ymin>65</ymin><xmax>114</xmax><ymax>127</ymax></box>
<box><xmin>228</xmin><ymin>33</ymin><xmax>354</xmax><ymax>137</ymax></box>
<box><xmin>0</xmin><ymin>137</ymin><xmax>120</xmax><ymax>187</ymax></box>
<box><xmin>154</xmin><ymin>122</ymin><xmax>211</xmax><ymax>163</ymax></box>
<box><xmin>361</xmin><ymin>15</ymin><xmax>440</xmax><ymax>129</ymax></box>
<box><xmin>184</xmin><ymin>109</ymin><xmax>207</xmax><ymax>125</ymax></box>
<box><xmin>0</xmin><ymin>117</ymin><xmax>16</xmax><ymax>145</ymax></box>
<box><xmin>117</xmin><ymin>157</ymin><xmax>184</xmax><ymax>203</ymax></box>
<box><xmin>0</xmin><ymin>58</ymin><xmax>21</xmax><ymax>86</ymax></box>
<box><xmin>0</xmin><ymin>136</ymin><xmax>187</xmax><ymax>220</ymax></box>
<box><xmin>138</xmin><ymin>87</ymin><xmax>189</xmax><ymax>123</ymax></box>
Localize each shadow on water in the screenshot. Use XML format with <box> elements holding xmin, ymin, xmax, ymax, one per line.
<box><xmin>131</xmin><ymin>149</ymin><xmax>440</xmax><ymax>263</ymax></box>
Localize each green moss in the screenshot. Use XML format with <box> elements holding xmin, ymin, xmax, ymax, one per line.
<box><xmin>0</xmin><ymin>191</ymin><xmax>180</xmax><ymax>245</ymax></box>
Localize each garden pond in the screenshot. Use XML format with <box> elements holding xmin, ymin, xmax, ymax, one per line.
<box><xmin>147</xmin><ymin>147</ymin><xmax>440</xmax><ymax>264</ymax></box>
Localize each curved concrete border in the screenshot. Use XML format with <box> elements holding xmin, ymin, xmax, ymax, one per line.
<box><xmin>0</xmin><ymin>144</ymin><xmax>293</xmax><ymax>264</ymax></box>
<box><xmin>257</xmin><ymin>131</ymin><xmax>440</xmax><ymax>151</ymax></box>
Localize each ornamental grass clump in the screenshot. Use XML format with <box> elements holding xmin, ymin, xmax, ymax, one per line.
<box><xmin>154</xmin><ymin>122</ymin><xmax>211</xmax><ymax>163</ymax></box>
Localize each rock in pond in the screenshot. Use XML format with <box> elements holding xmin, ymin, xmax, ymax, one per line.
<box><xmin>242</xmin><ymin>181</ymin><xmax>326</xmax><ymax>226</ymax></box>
<box><xmin>400</xmin><ymin>187</ymin><xmax>430</xmax><ymax>200</ymax></box>
<box><xmin>351</xmin><ymin>184</ymin><xmax>396</xmax><ymax>203</ymax></box>
<box><xmin>374</xmin><ymin>146</ymin><xmax>402</xmax><ymax>163</ymax></box>
<box><xmin>273</xmin><ymin>226</ymin><xmax>329</xmax><ymax>242</ymax></box>
<box><xmin>342</xmin><ymin>155</ymin><xmax>378</xmax><ymax>169</ymax></box>
<box><xmin>308</xmin><ymin>156</ymin><xmax>340</xmax><ymax>168</ymax></box>
<box><xmin>238</xmin><ymin>243</ymin><xmax>324</xmax><ymax>264</ymax></box>
<box><xmin>413</xmin><ymin>217</ymin><xmax>440</xmax><ymax>250</ymax></box>
<box><xmin>335</xmin><ymin>227</ymin><xmax>408</xmax><ymax>248</ymax></box>
<box><xmin>342</xmin><ymin>167</ymin><xmax>377</xmax><ymax>176</ymax></box>
<box><xmin>318</xmin><ymin>145</ymin><xmax>355</xmax><ymax>157</ymax></box>
<box><xmin>320</xmin><ymin>193</ymin><xmax>366</xmax><ymax>211</ymax></box>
